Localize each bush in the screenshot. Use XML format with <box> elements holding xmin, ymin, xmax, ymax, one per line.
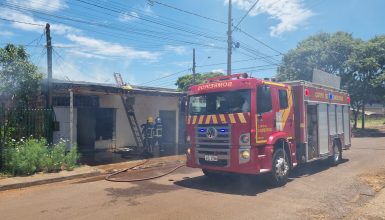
<box><xmin>3</xmin><ymin>138</ymin><xmax>79</xmax><ymax>176</ymax></box>
<box><xmin>42</xmin><ymin>142</ymin><xmax>65</xmax><ymax>173</ymax></box>
<box><xmin>4</xmin><ymin>138</ymin><xmax>46</xmax><ymax>175</ymax></box>
<box><xmin>64</xmin><ymin>145</ymin><xmax>79</xmax><ymax>171</ymax></box>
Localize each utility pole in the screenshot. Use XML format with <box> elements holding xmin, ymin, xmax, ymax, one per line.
<box><xmin>192</xmin><ymin>48</ymin><xmax>196</xmax><ymax>85</ymax></box>
<box><xmin>69</xmin><ymin>89</ymin><xmax>73</xmax><ymax>150</ymax></box>
<box><xmin>45</xmin><ymin>23</ymin><xmax>53</xmax><ymax>109</ymax></box>
<box><xmin>227</xmin><ymin>0</ymin><xmax>232</xmax><ymax>76</ymax></box>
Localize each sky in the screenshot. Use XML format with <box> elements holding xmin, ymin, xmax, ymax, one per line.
<box><xmin>0</xmin><ymin>0</ymin><xmax>385</xmax><ymax>88</ymax></box>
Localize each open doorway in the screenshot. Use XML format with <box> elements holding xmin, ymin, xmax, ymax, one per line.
<box><xmin>77</xmin><ymin>108</ymin><xmax>96</xmax><ymax>162</ymax></box>
<box><xmin>159</xmin><ymin>110</ymin><xmax>176</xmax><ymax>155</ymax></box>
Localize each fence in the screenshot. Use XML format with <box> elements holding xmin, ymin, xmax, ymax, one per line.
<box><xmin>0</xmin><ymin>106</ymin><xmax>54</xmax><ymax>168</ymax></box>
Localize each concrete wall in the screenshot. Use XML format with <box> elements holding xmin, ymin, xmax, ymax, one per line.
<box><xmin>98</xmin><ymin>93</ymin><xmax>180</xmax><ymax>149</ymax></box>
<box><xmin>53</xmin><ymin>93</ymin><xmax>180</xmax><ymax>151</ymax></box>
<box><xmin>133</xmin><ymin>94</ymin><xmax>180</xmax><ymax>146</ymax></box>
<box><xmin>53</xmin><ymin>106</ymin><xmax>77</xmax><ymax>150</ymax></box>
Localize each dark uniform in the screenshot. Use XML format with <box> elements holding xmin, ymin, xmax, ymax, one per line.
<box><xmin>154</xmin><ymin>117</ymin><xmax>163</xmax><ymax>153</ymax></box>
<box><xmin>141</xmin><ymin>116</ymin><xmax>155</xmax><ymax>154</ymax></box>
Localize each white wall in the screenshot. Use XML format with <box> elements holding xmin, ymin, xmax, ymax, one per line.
<box><xmin>133</xmin><ymin>94</ymin><xmax>180</xmax><ymax>147</ymax></box>
<box><xmin>53</xmin><ymin>107</ymin><xmax>77</xmax><ymax>150</ymax></box>
<box><xmin>98</xmin><ymin>93</ymin><xmax>180</xmax><ymax>148</ymax></box>
<box><xmin>97</xmin><ymin>94</ymin><xmax>122</xmax><ymax>150</ymax></box>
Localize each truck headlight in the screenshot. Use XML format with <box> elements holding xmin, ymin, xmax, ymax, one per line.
<box><xmin>240</xmin><ymin>150</ymin><xmax>250</xmax><ymax>159</ymax></box>
<box><xmin>187</xmin><ymin>147</ymin><xmax>191</xmax><ymax>155</ymax></box>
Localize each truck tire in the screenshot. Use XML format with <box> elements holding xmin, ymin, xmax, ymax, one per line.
<box><xmin>202</xmin><ymin>169</ymin><xmax>221</xmax><ymax>179</ymax></box>
<box><xmin>330</xmin><ymin>142</ymin><xmax>342</xmax><ymax>166</ymax></box>
<box><xmin>269</xmin><ymin>148</ymin><xmax>290</xmax><ymax>187</ymax></box>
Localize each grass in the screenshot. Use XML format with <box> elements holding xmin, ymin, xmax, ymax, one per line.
<box><xmin>0</xmin><ymin>172</ymin><xmax>11</xmax><ymax>179</ymax></box>
<box><xmin>356</xmin><ymin>116</ymin><xmax>385</xmax><ymax>129</ymax></box>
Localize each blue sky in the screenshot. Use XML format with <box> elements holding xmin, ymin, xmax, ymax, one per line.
<box><xmin>0</xmin><ymin>0</ymin><xmax>384</xmax><ymax>88</ymax></box>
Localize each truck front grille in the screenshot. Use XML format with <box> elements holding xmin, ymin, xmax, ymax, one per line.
<box><xmin>196</xmin><ymin>124</ymin><xmax>231</xmax><ymax>148</ymax></box>
<box><xmin>195</xmin><ymin>124</ymin><xmax>231</xmax><ymax>167</ymax></box>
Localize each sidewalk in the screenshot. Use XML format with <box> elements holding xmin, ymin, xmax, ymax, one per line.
<box><xmin>0</xmin><ymin>155</ymin><xmax>186</xmax><ymax>191</ymax></box>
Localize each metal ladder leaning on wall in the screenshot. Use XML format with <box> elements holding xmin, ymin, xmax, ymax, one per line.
<box><xmin>114</xmin><ymin>73</ymin><xmax>144</xmax><ymax>149</ymax></box>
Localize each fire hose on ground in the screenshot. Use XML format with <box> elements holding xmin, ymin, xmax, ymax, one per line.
<box><xmin>105</xmin><ymin>159</ymin><xmax>186</xmax><ymax>182</ymax></box>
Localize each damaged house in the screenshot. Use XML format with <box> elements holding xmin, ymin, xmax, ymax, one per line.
<box><xmin>51</xmin><ymin>79</ymin><xmax>186</xmax><ymax>164</ymax></box>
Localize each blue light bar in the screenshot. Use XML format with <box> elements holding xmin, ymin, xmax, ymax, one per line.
<box><xmin>219</xmin><ymin>129</ymin><xmax>226</xmax><ymax>132</ymax></box>
<box><xmin>328</xmin><ymin>92</ymin><xmax>334</xmax><ymax>100</ymax></box>
<box><xmin>199</xmin><ymin>129</ymin><xmax>206</xmax><ymax>132</ymax></box>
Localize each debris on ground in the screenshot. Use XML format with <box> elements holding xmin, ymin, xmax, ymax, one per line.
<box><xmin>359</xmin><ymin>169</ymin><xmax>385</xmax><ymax>192</ymax></box>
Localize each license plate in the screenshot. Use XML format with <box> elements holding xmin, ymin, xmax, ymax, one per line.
<box><xmin>204</xmin><ymin>155</ymin><xmax>218</xmax><ymax>161</ymax></box>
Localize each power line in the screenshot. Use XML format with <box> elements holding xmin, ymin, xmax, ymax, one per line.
<box><xmin>0</xmin><ymin>17</ymin><xmax>44</xmax><ymax>27</ymax></box>
<box><xmin>237</xmin><ymin>28</ymin><xmax>284</xmax><ymax>55</ymax></box>
<box><xmin>142</xmin><ymin>0</ymin><xmax>283</xmax><ymax>62</ymax></box>
<box><xmin>138</xmin><ymin>68</ymin><xmax>191</xmax><ymax>86</ymax></box>
<box><xmin>238</xmin><ymin>46</ymin><xmax>280</xmax><ymax>65</ymax></box>
<box><xmin>1</xmin><ymin>2</ymin><xmax>227</xmax><ymax>51</ymax></box>
<box><xmin>33</xmin><ymin>47</ymin><xmax>47</xmax><ymax>68</ymax></box>
<box><xmin>149</xmin><ymin>0</ymin><xmax>227</xmax><ymax>25</ymax></box>
<box><xmin>2</xmin><ymin>1</ymin><xmax>281</xmax><ymax>65</ymax></box>
<box><xmin>232</xmin><ymin>0</ymin><xmax>260</xmax><ymax>31</ymax></box>
<box><xmin>52</xmin><ymin>48</ymin><xmax>69</xmax><ymax>80</ymax></box>
<box><xmin>196</xmin><ymin>56</ymin><xmax>278</xmax><ymax>68</ymax></box>
<box><xmin>73</xmin><ymin>0</ymin><xmax>225</xmax><ymax>42</ymax></box>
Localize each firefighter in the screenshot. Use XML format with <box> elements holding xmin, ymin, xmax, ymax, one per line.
<box><xmin>141</xmin><ymin>116</ymin><xmax>155</xmax><ymax>155</ymax></box>
<box><xmin>154</xmin><ymin>116</ymin><xmax>163</xmax><ymax>154</ymax></box>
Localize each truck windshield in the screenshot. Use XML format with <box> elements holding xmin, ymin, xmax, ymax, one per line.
<box><xmin>188</xmin><ymin>90</ymin><xmax>250</xmax><ymax>115</ymax></box>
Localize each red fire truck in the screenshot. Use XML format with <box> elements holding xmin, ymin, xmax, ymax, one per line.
<box><xmin>185</xmin><ymin>73</ymin><xmax>351</xmax><ymax>186</ymax></box>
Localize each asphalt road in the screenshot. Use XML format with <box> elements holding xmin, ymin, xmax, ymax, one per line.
<box><xmin>1</xmin><ymin>136</ymin><xmax>385</xmax><ymax>220</ymax></box>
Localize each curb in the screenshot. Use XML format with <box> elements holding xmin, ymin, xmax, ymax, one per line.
<box><xmin>0</xmin><ymin>171</ymin><xmax>102</xmax><ymax>192</ymax></box>
<box><xmin>0</xmin><ymin>155</ymin><xmax>186</xmax><ymax>191</ymax></box>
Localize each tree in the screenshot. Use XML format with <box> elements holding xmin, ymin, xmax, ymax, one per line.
<box><xmin>0</xmin><ymin>44</ymin><xmax>42</xmax><ymax>108</ymax></box>
<box><xmin>175</xmin><ymin>72</ymin><xmax>224</xmax><ymax>91</ymax></box>
<box><xmin>276</xmin><ymin>32</ymin><xmax>385</xmax><ymax>129</ymax></box>
<box><xmin>277</xmin><ymin>32</ymin><xmax>359</xmax><ymax>81</ymax></box>
<box><xmin>346</xmin><ymin>36</ymin><xmax>385</xmax><ymax>129</ymax></box>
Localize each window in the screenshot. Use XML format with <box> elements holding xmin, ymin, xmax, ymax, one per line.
<box><xmin>279</xmin><ymin>89</ymin><xmax>288</xmax><ymax>109</ymax></box>
<box><xmin>257</xmin><ymin>86</ymin><xmax>272</xmax><ymax>114</ymax></box>
<box><xmin>188</xmin><ymin>90</ymin><xmax>250</xmax><ymax>115</ymax></box>
<box><xmin>95</xmin><ymin>108</ymin><xmax>116</xmax><ymax>140</ymax></box>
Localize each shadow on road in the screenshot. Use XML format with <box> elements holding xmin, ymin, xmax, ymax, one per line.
<box><xmin>175</xmin><ymin>159</ymin><xmax>349</xmax><ymax>196</ymax></box>
<box><xmin>290</xmin><ymin>158</ymin><xmax>349</xmax><ymax>178</ymax></box>
<box><xmin>352</xmin><ymin>128</ymin><xmax>385</xmax><ymax>138</ymax></box>
<box><xmin>174</xmin><ymin>174</ymin><xmax>273</xmax><ymax>196</ymax></box>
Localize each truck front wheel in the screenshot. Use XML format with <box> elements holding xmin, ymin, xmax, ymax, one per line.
<box><xmin>269</xmin><ymin>148</ymin><xmax>290</xmax><ymax>187</ymax></box>
<box><xmin>202</xmin><ymin>169</ymin><xmax>221</xmax><ymax>179</ymax></box>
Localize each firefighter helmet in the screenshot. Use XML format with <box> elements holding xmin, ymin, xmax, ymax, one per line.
<box><xmin>147</xmin><ymin>116</ymin><xmax>154</xmax><ymax>123</ymax></box>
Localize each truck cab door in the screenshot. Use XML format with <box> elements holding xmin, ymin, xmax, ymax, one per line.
<box><xmin>277</xmin><ymin>87</ymin><xmax>295</xmax><ymax>137</ymax></box>
<box><xmin>256</xmin><ymin>85</ymin><xmax>275</xmax><ymax>144</ymax></box>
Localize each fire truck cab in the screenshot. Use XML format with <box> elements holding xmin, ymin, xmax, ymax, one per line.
<box><xmin>185</xmin><ymin>73</ymin><xmax>351</xmax><ymax>186</ymax></box>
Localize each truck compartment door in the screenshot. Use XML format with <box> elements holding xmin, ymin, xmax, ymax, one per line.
<box><xmin>343</xmin><ymin>106</ymin><xmax>351</xmax><ymax>146</ymax></box>
<box><xmin>318</xmin><ymin>104</ymin><xmax>329</xmax><ymax>155</ymax></box>
<box><xmin>328</xmin><ymin>104</ymin><xmax>337</xmax><ymax>136</ymax></box>
<box><xmin>336</xmin><ymin>105</ymin><xmax>343</xmax><ymax>135</ymax></box>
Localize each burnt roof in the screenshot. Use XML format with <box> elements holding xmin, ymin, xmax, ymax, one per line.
<box><xmin>50</xmin><ymin>79</ymin><xmax>185</xmax><ymax>97</ymax></box>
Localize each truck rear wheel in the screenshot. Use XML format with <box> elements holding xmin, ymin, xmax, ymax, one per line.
<box><xmin>330</xmin><ymin>142</ymin><xmax>342</xmax><ymax>166</ymax></box>
<box><xmin>269</xmin><ymin>148</ymin><xmax>289</xmax><ymax>187</ymax></box>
